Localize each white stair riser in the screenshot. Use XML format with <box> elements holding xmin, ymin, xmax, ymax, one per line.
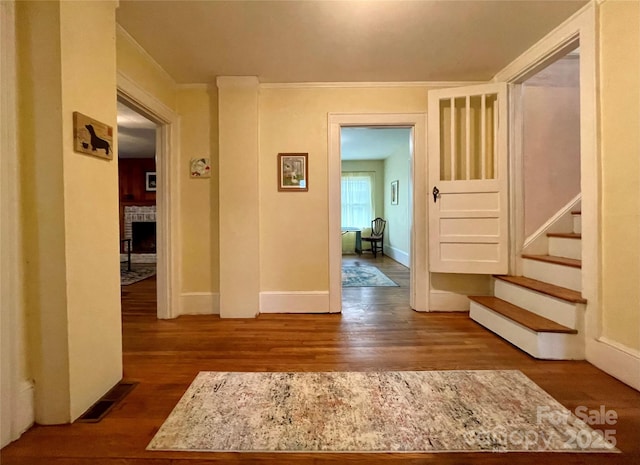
<box><xmin>523</xmin><ymin>259</ymin><xmax>582</xmax><ymax>292</ymax></box>
<box><xmin>573</xmin><ymin>214</ymin><xmax>582</xmax><ymax>234</ymax></box>
<box><xmin>548</xmin><ymin>236</ymin><xmax>582</xmax><ymax>260</ymax></box>
<box><xmin>494</xmin><ymin>280</ymin><xmax>582</xmax><ymax>329</ymax></box>
<box><xmin>470</xmin><ymin>302</ymin><xmax>585</xmax><ymax>360</ymax></box>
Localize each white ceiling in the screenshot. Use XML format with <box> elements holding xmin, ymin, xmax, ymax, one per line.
<box><xmin>117</xmin><ymin>101</ymin><xmax>156</xmax><ymax>159</ymax></box>
<box><xmin>116</xmin><ymin>0</ymin><xmax>587</xmax><ymax>84</ymax></box>
<box><xmin>341</xmin><ymin>127</ymin><xmax>411</xmax><ymax>161</ymax></box>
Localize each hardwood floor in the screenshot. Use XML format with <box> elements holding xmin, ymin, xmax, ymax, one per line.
<box><xmin>2</xmin><ymin>255</ymin><xmax>639</xmax><ymax>464</ymax></box>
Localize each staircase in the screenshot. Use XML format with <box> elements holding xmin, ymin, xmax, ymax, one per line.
<box><xmin>469</xmin><ymin>210</ymin><xmax>585</xmax><ymax>360</ymax></box>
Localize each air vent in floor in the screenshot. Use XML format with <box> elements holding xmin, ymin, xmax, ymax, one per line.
<box><xmin>76</xmin><ymin>380</ymin><xmax>138</xmax><ymax>423</ymax></box>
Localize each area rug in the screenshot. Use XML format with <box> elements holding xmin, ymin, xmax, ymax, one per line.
<box><xmin>120</xmin><ymin>263</ymin><xmax>156</xmax><ymax>286</ymax></box>
<box><xmin>342</xmin><ymin>265</ymin><xmax>398</xmax><ymax>287</ymax></box>
<box><xmin>147</xmin><ymin>370</ymin><xmax>618</xmax><ymax>453</ymax></box>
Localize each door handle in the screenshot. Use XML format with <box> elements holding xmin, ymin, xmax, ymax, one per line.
<box><xmin>432</xmin><ymin>186</ymin><xmax>440</xmax><ymax>203</ymax></box>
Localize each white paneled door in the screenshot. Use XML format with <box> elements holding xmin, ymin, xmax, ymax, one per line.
<box><xmin>427</xmin><ymin>83</ymin><xmax>509</xmax><ymax>274</ymax></box>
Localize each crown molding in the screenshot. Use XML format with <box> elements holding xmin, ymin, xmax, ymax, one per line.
<box><xmin>176</xmin><ymin>83</ymin><xmax>209</xmax><ymax>91</ymax></box>
<box><xmin>259</xmin><ymin>81</ymin><xmax>485</xmax><ymax>89</ymax></box>
<box><xmin>216</xmin><ymin>76</ymin><xmax>260</xmax><ymax>89</ymax></box>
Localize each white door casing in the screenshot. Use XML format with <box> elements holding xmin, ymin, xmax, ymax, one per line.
<box><xmin>117</xmin><ymin>71</ymin><xmax>182</xmax><ymax>319</ymax></box>
<box><xmin>427</xmin><ymin>83</ymin><xmax>509</xmax><ymax>274</ymax></box>
<box><xmin>328</xmin><ymin>113</ymin><xmax>429</xmax><ymax>313</ymax></box>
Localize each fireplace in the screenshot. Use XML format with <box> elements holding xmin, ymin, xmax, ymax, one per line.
<box><xmin>123</xmin><ymin>205</ymin><xmax>157</xmax><ymax>261</ymax></box>
<box><xmin>132</xmin><ymin>222</ymin><xmax>156</xmax><ymax>253</ymax></box>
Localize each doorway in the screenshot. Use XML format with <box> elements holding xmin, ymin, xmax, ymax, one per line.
<box><xmin>340</xmin><ymin>127</ymin><xmax>412</xmax><ymax>305</ymax></box>
<box><xmin>328</xmin><ymin>113</ymin><xmax>429</xmax><ymax>313</ymax></box>
<box><xmin>510</xmin><ymin>41</ymin><xmax>582</xmax><ymax>273</ymax></box>
<box><xmin>117</xmin><ymin>99</ymin><xmax>158</xmax><ymax>315</ymax></box>
<box><xmin>117</xmin><ymin>73</ymin><xmax>181</xmax><ymax>320</ymax></box>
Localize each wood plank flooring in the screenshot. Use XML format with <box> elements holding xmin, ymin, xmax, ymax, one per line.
<box><xmin>2</xmin><ymin>255</ymin><xmax>639</xmax><ymax>464</ymax></box>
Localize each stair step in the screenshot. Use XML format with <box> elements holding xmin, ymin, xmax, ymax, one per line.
<box><xmin>547</xmin><ymin>232</ymin><xmax>581</xmax><ymax>239</ymax></box>
<box><xmin>468</xmin><ymin>296</ymin><xmax>577</xmax><ymax>334</ymax></box>
<box><xmin>571</xmin><ymin>211</ymin><xmax>582</xmax><ymax>234</ymax></box>
<box><xmin>548</xmin><ymin>234</ymin><xmax>582</xmax><ymax>260</ymax></box>
<box><xmin>522</xmin><ymin>254</ymin><xmax>581</xmax><ymax>268</ymax></box>
<box><xmin>571</xmin><ymin>210</ymin><xmax>582</xmax><ymax>215</ymax></box>
<box><xmin>494</xmin><ymin>275</ymin><xmax>586</xmax><ymax>304</ymax></box>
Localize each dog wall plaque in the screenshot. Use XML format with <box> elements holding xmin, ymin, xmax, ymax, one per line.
<box><xmin>73</xmin><ymin>112</ymin><xmax>113</xmax><ymax>160</ymax></box>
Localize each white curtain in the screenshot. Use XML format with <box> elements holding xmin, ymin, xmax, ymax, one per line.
<box><xmin>341</xmin><ymin>172</ymin><xmax>375</xmax><ymax>228</ymax></box>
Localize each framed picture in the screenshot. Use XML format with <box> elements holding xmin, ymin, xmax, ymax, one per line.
<box><xmin>278</xmin><ymin>153</ymin><xmax>308</xmax><ymax>192</ymax></box>
<box><xmin>391</xmin><ymin>180</ymin><xmax>399</xmax><ymax>205</ymax></box>
<box><xmin>190</xmin><ymin>158</ymin><xmax>211</xmax><ymax>178</ymax></box>
<box><xmin>73</xmin><ymin>112</ymin><xmax>113</xmax><ymax>160</ymax></box>
<box><xmin>145</xmin><ymin>172</ymin><xmax>157</xmax><ymax>192</ymax></box>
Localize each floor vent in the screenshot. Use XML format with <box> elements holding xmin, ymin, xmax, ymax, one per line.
<box><xmin>76</xmin><ymin>380</ymin><xmax>138</xmax><ymax>423</ymax></box>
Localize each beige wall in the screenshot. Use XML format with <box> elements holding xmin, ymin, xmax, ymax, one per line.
<box><xmin>117</xmin><ymin>29</ymin><xmax>217</xmax><ymax>297</ymax></box>
<box><xmin>177</xmin><ymin>88</ymin><xmax>213</xmax><ymax>294</ymax></box>
<box><xmin>259</xmin><ymin>86</ymin><xmax>430</xmax><ymax>292</ymax></box>
<box><xmin>18</xmin><ymin>0</ymin><xmax>122</xmax><ymax>423</ymax></box>
<box><xmin>599</xmin><ymin>0</ymin><xmax>640</xmax><ymax>351</ymax></box>
<box><xmin>384</xmin><ymin>145</ymin><xmax>411</xmax><ymax>257</ymax></box>
<box><xmin>116</xmin><ymin>27</ymin><xmax>176</xmax><ymax>110</ymax></box>
<box><xmin>522</xmin><ymin>58</ymin><xmax>581</xmax><ymax>237</ymax></box>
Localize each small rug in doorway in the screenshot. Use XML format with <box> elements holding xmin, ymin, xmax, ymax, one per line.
<box><xmin>120</xmin><ymin>263</ymin><xmax>156</xmax><ymax>286</ymax></box>
<box><xmin>147</xmin><ymin>370</ymin><xmax>618</xmax><ymax>453</ymax></box>
<box><xmin>342</xmin><ymin>265</ymin><xmax>398</xmax><ymax>287</ymax></box>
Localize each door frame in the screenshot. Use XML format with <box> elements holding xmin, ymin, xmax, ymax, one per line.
<box><xmin>494</xmin><ymin>4</ymin><xmax>598</xmax><ymax>339</ymax></box>
<box><xmin>328</xmin><ymin>113</ymin><xmax>429</xmax><ymax>313</ymax></box>
<box><xmin>117</xmin><ymin>72</ymin><xmax>182</xmax><ymax>319</ymax></box>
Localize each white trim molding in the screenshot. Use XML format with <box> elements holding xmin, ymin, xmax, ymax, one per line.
<box><xmin>260</xmin><ymin>292</ymin><xmax>330</xmax><ymax>314</ymax></box>
<box><xmin>587</xmin><ymin>338</ymin><xmax>640</xmax><ymax>391</ymax></box>
<box><xmin>117</xmin><ymin>71</ymin><xmax>182</xmax><ymax>319</ymax></box>
<box><xmin>14</xmin><ymin>381</ymin><xmax>34</xmax><ymax>440</ymax></box>
<box><xmin>429</xmin><ymin>291</ymin><xmax>471</xmax><ymax>312</ymax></box>
<box><xmin>116</xmin><ymin>24</ymin><xmax>176</xmax><ymax>88</ymax></box>
<box><xmin>261</xmin><ymin>81</ymin><xmax>484</xmax><ymax>89</ymax></box>
<box><xmin>180</xmin><ymin>292</ymin><xmax>220</xmax><ymax>315</ymax></box>
<box><xmin>0</xmin><ymin>0</ymin><xmax>32</xmax><ymax>447</ymax></box>
<box><xmin>384</xmin><ymin>246</ymin><xmax>410</xmax><ymax>268</ymax></box>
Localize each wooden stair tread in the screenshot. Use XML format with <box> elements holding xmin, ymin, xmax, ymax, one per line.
<box><xmin>522</xmin><ymin>254</ymin><xmax>582</xmax><ymax>268</ymax></box>
<box><xmin>547</xmin><ymin>232</ymin><xmax>581</xmax><ymax>239</ymax></box>
<box><xmin>571</xmin><ymin>210</ymin><xmax>582</xmax><ymax>215</ymax></box>
<box><xmin>468</xmin><ymin>296</ymin><xmax>578</xmax><ymax>334</ymax></box>
<box><xmin>494</xmin><ymin>275</ymin><xmax>586</xmax><ymax>303</ymax></box>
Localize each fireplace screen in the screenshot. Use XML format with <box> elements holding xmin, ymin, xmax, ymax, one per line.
<box><xmin>132</xmin><ymin>222</ymin><xmax>157</xmax><ymax>253</ymax></box>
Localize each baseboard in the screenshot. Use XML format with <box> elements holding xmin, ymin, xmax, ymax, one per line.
<box><xmin>179</xmin><ymin>292</ymin><xmax>220</xmax><ymax>315</ymax></box>
<box><xmin>429</xmin><ymin>290</ymin><xmax>470</xmax><ymax>312</ymax></box>
<box><xmin>15</xmin><ymin>380</ymin><xmax>34</xmax><ymax>442</ymax></box>
<box><xmin>384</xmin><ymin>246</ymin><xmax>410</xmax><ymax>267</ymax></box>
<box><xmin>586</xmin><ymin>337</ymin><xmax>640</xmax><ymax>391</ymax></box>
<box><xmin>260</xmin><ymin>291</ymin><xmax>330</xmax><ymax>314</ymax></box>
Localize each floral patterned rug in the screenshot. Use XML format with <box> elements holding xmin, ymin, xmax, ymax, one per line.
<box><xmin>120</xmin><ymin>263</ymin><xmax>156</xmax><ymax>286</ymax></box>
<box><xmin>342</xmin><ymin>265</ymin><xmax>398</xmax><ymax>287</ymax></box>
<box><xmin>147</xmin><ymin>370</ymin><xmax>618</xmax><ymax>453</ymax></box>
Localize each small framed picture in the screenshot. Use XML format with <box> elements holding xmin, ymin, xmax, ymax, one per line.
<box><xmin>73</xmin><ymin>112</ymin><xmax>113</xmax><ymax>160</ymax></box>
<box><xmin>391</xmin><ymin>180</ymin><xmax>399</xmax><ymax>205</ymax></box>
<box><xmin>145</xmin><ymin>172</ymin><xmax>157</xmax><ymax>192</ymax></box>
<box><xmin>190</xmin><ymin>158</ymin><xmax>211</xmax><ymax>178</ymax></box>
<box><xmin>278</xmin><ymin>153</ymin><xmax>308</xmax><ymax>192</ymax></box>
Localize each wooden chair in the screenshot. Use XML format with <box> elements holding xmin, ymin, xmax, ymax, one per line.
<box><xmin>361</xmin><ymin>217</ymin><xmax>386</xmax><ymax>258</ymax></box>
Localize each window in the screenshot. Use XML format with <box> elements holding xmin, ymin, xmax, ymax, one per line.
<box><xmin>341</xmin><ymin>172</ymin><xmax>374</xmax><ymax>228</ymax></box>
